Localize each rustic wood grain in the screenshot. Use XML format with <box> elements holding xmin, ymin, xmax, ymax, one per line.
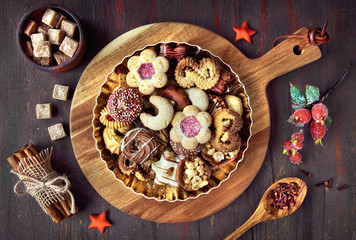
<box><xmin>1</xmin><ymin>0</ymin><xmax>355</xmax><ymax>239</ymax></box>
<box><xmin>70</xmin><ymin>23</ymin><xmax>321</xmax><ymax>222</ymax></box>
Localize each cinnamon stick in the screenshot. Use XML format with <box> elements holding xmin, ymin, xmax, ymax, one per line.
<box><xmin>52</xmin><ymin>200</ymin><xmax>69</xmax><ymax>219</ymax></box>
<box><xmin>45</xmin><ymin>203</ymin><xmax>63</xmax><ymax>223</ymax></box>
<box><xmin>7</xmin><ymin>155</ymin><xmax>20</xmax><ymax>172</ymax></box>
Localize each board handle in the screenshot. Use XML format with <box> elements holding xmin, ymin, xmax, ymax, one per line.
<box><xmin>239</xmin><ymin>27</ymin><xmax>322</xmax><ymax>87</ymax></box>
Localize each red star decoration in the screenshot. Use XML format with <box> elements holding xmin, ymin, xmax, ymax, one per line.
<box><xmin>233</xmin><ymin>21</ymin><xmax>257</xmax><ymax>43</ymax></box>
<box><xmin>88</xmin><ymin>211</ymin><xmax>112</xmax><ymax>234</ymax></box>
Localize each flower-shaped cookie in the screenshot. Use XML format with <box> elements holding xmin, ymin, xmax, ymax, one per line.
<box><xmin>170</xmin><ymin>105</ymin><xmax>212</xmax><ymax>150</ymax></box>
<box><xmin>126</xmin><ymin>49</ymin><xmax>169</xmax><ymax>95</ymax></box>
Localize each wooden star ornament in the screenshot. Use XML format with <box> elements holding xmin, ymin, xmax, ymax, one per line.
<box><xmin>88</xmin><ymin>211</ymin><xmax>112</xmax><ymax>234</ymax></box>
<box><xmin>233</xmin><ymin>20</ymin><xmax>257</xmax><ymax>43</ymax></box>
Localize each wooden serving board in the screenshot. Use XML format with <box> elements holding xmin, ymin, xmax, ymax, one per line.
<box><xmin>70</xmin><ymin>22</ymin><xmax>321</xmax><ymax>223</ymax></box>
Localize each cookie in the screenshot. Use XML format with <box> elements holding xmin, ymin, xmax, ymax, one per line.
<box><xmin>170</xmin><ymin>105</ymin><xmax>212</xmax><ymax>150</ymax></box>
<box><xmin>126</xmin><ymin>49</ymin><xmax>169</xmax><ymax>95</ymax></box>
<box><xmin>207</xmin><ymin>94</ymin><xmax>226</xmax><ymax>115</ymax></box>
<box><xmin>121</xmin><ymin>128</ymin><xmax>160</xmax><ymax>164</ymax></box>
<box><xmin>118</xmin><ymin>152</ymin><xmax>137</xmax><ymax>175</ymax></box>
<box><xmin>202</xmin><ymin>141</ymin><xmax>240</xmax><ymax>167</ymax></box>
<box><xmin>224</xmin><ymin>95</ymin><xmax>243</xmax><ymax>116</ymax></box>
<box><xmin>99</xmin><ymin>106</ymin><xmax>131</xmax><ymax>130</ymax></box>
<box><xmin>157</xmin><ymin>85</ymin><xmax>191</xmax><ymax>111</ymax></box>
<box><xmin>211</xmin><ymin>109</ymin><xmax>243</xmax><ymax>153</ymax></box>
<box><xmin>151</xmin><ymin>150</ymin><xmax>184</xmax><ymax>187</ymax></box>
<box><xmin>107</xmin><ymin>87</ymin><xmax>143</xmax><ymax>123</ymax></box>
<box><xmin>140</xmin><ymin>96</ymin><xmax>174</xmax><ymax>131</ymax></box>
<box><xmin>170</xmin><ymin>140</ymin><xmax>202</xmax><ymax>157</ymax></box>
<box><xmin>175</xmin><ymin>57</ymin><xmax>220</xmax><ymax>90</ymax></box>
<box><xmin>103</xmin><ymin>127</ymin><xmax>123</xmax><ymax>155</ymax></box>
<box><xmin>184</xmin><ymin>87</ymin><xmax>209</xmax><ymax>111</ymax></box>
<box><xmin>176</xmin><ymin>156</ymin><xmax>211</xmax><ymax>191</ymax></box>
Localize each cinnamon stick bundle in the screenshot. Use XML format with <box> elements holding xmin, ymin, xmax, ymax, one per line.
<box><xmin>7</xmin><ymin>144</ymin><xmax>78</xmax><ymax>223</ymax></box>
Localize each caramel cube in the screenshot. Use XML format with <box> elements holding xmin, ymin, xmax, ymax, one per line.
<box><xmin>23</xmin><ymin>19</ymin><xmax>37</xmax><ymax>37</ymax></box>
<box><xmin>59</xmin><ymin>36</ymin><xmax>78</xmax><ymax>57</ymax></box>
<box><xmin>48</xmin><ymin>29</ymin><xmax>65</xmax><ymax>45</ymax></box>
<box><xmin>30</xmin><ymin>32</ymin><xmax>47</xmax><ymax>47</ymax></box>
<box><xmin>42</xmin><ymin>9</ymin><xmax>60</xmax><ymax>28</ymax></box>
<box><xmin>33</xmin><ymin>56</ymin><xmax>53</xmax><ymax>66</ymax></box>
<box><xmin>24</xmin><ymin>41</ymin><xmax>33</xmax><ymax>57</ymax></box>
<box><xmin>48</xmin><ymin>123</ymin><xmax>66</xmax><ymax>141</ymax></box>
<box><xmin>37</xmin><ymin>24</ymin><xmax>51</xmax><ymax>34</ymax></box>
<box><xmin>36</xmin><ymin>103</ymin><xmax>53</xmax><ymax>119</ymax></box>
<box><xmin>53</xmin><ymin>84</ymin><xmax>70</xmax><ymax>101</ymax></box>
<box><xmin>33</xmin><ymin>41</ymin><xmax>52</xmax><ymax>58</ymax></box>
<box><xmin>53</xmin><ymin>51</ymin><xmax>70</xmax><ymax>65</ymax></box>
<box><xmin>55</xmin><ymin>14</ymin><xmax>67</xmax><ymax>28</ymax></box>
<box><xmin>60</xmin><ymin>20</ymin><xmax>77</xmax><ymax>38</ymax></box>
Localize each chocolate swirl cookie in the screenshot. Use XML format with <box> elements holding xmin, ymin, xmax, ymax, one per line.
<box><xmin>121</xmin><ymin>128</ymin><xmax>160</xmax><ymax>164</ymax></box>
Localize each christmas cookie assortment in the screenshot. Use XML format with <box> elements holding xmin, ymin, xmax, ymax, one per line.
<box><xmin>93</xmin><ymin>42</ymin><xmax>252</xmax><ymax>201</ymax></box>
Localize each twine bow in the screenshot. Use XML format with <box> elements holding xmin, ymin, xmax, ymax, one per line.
<box><xmin>11</xmin><ymin>170</ymin><xmax>76</xmax><ymax>214</ymax></box>
<box><xmin>273</xmin><ymin>20</ymin><xmax>329</xmax><ymax>52</ymax></box>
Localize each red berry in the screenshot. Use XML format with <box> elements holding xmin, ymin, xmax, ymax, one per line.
<box><xmin>291</xmin><ymin>130</ymin><xmax>304</xmax><ymax>143</ymax></box>
<box><xmin>293</xmin><ymin>108</ymin><xmax>312</xmax><ymax>125</ymax></box>
<box><xmin>282</xmin><ymin>139</ymin><xmax>292</xmax><ymax>155</ymax></box>
<box><xmin>311</xmin><ymin>103</ymin><xmax>328</xmax><ymax>121</ymax></box>
<box><xmin>283</xmin><ymin>139</ymin><xmax>292</xmax><ymax>150</ymax></box>
<box><xmin>310</xmin><ymin>120</ymin><xmax>326</xmax><ymax>145</ymax></box>
<box><xmin>291</xmin><ymin>141</ymin><xmax>303</xmax><ymax>150</ymax></box>
<box><xmin>289</xmin><ymin>152</ymin><xmax>302</xmax><ymax>164</ymax></box>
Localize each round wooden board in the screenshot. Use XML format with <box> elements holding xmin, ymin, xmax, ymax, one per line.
<box><xmin>70</xmin><ymin>22</ymin><xmax>321</xmax><ymax>223</ymax></box>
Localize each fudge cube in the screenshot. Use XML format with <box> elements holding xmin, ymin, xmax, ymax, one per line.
<box><xmin>42</xmin><ymin>9</ymin><xmax>60</xmax><ymax>28</ymax></box>
<box><xmin>23</xmin><ymin>19</ymin><xmax>37</xmax><ymax>37</ymax></box>
<box><xmin>48</xmin><ymin>123</ymin><xmax>66</xmax><ymax>141</ymax></box>
<box><xmin>33</xmin><ymin>41</ymin><xmax>52</xmax><ymax>58</ymax></box>
<box><xmin>30</xmin><ymin>32</ymin><xmax>47</xmax><ymax>47</ymax></box>
<box><xmin>55</xmin><ymin>14</ymin><xmax>67</xmax><ymax>28</ymax></box>
<box><xmin>37</xmin><ymin>24</ymin><xmax>51</xmax><ymax>34</ymax></box>
<box><xmin>33</xmin><ymin>56</ymin><xmax>53</xmax><ymax>66</ymax></box>
<box><xmin>53</xmin><ymin>84</ymin><xmax>70</xmax><ymax>101</ymax></box>
<box><xmin>59</xmin><ymin>37</ymin><xmax>78</xmax><ymax>57</ymax></box>
<box><xmin>53</xmin><ymin>51</ymin><xmax>70</xmax><ymax>65</ymax></box>
<box><xmin>48</xmin><ymin>29</ymin><xmax>65</xmax><ymax>45</ymax></box>
<box><xmin>60</xmin><ymin>20</ymin><xmax>77</xmax><ymax>38</ymax></box>
<box><xmin>24</xmin><ymin>41</ymin><xmax>33</xmax><ymax>57</ymax></box>
<box><xmin>36</xmin><ymin>103</ymin><xmax>52</xmax><ymax>119</ymax></box>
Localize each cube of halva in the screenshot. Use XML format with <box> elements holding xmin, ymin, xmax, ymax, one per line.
<box><xmin>48</xmin><ymin>123</ymin><xmax>66</xmax><ymax>141</ymax></box>
<box><xmin>36</xmin><ymin>103</ymin><xmax>52</xmax><ymax>119</ymax></box>
<box><xmin>33</xmin><ymin>41</ymin><xmax>52</xmax><ymax>58</ymax></box>
<box><xmin>23</xmin><ymin>20</ymin><xmax>37</xmax><ymax>37</ymax></box>
<box><xmin>55</xmin><ymin>14</ymin><xmax>67</xmax><ymax>28</ymax></box>
<box><xmin>59</xmin><ymin>36</ymin><xmax>78</xmax><ymax>57</ymax></box>
<box><xmin>24</xmin><ymin>41</ymin><xmax>33</xmax><ymax>57</ymax></box>
<box><xmin>48</xmin><ymin>29</ymin><xmax>65</xmax><ymax>45</ymax></box>
<box><xmin>53</xmin><ymin>51</ymin><xmax>70</xmax><ymax>65</ymax></box>
<box><xmin>53</xmin><ymin>84</ymin><xmax>70</xmax><ymax>101</ymax></box>
<box><xmin>60</xmin><ymin>20</ymin><xmax>77</xmax><ymax>38</ymax></box>
<box><xmin>42</xmin><ymin>9</ymin><xmax>60</xmax><ymax>28</ymax></box>
<box><xmin>37</xmin><ymin>24</ymin><xmax>51</xmax><ymax>34</ymax></box>
<box><xmin>30</xmin><ymin>32</ymin><xmax>47</xmax><ymax>47</ymax></box>
<box><xmin>33</xmin><ymin>56</ymin><xmax>53</xmax><ymax>66</ymax></box>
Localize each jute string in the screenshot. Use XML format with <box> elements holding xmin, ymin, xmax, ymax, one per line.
<box><xmin>10</xmin><ymin>148</ymin><xmax>76</xmax><ymax>214</ymax></box>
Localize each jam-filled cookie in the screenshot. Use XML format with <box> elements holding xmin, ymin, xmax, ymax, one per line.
<box><xmin>126</xmin><ymin>49</ymin><xmax>169</xmax><ymax>95</ymax></box>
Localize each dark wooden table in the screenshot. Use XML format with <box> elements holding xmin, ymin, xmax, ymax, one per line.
<box><xmin>1</xmin><ymin>1</ymin><xmax>355</xmax><ymax>239</ymax></box>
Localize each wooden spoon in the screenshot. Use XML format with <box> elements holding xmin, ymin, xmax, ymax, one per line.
<box><xmin>225</xmin><ymin>177</ymin><xmax>307</xmax><ymax>240</ymax></box>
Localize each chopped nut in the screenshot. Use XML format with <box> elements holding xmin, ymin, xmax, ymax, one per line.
<box><xmin>213</xmin><ymin>152</ymin><xmax>224</xmax><ymax>162</ymax></box>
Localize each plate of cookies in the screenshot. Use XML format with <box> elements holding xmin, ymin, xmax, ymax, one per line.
<box><xmin>92</xmin><ymin>42</ymin><xmax>252</xmax><ymax>201</ymax></box>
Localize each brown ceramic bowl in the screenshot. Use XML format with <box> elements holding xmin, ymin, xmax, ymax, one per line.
<box><xmin>16</xmin><ymin>4</ymin><xmax>86</xmax><ymax>72</ymax></box>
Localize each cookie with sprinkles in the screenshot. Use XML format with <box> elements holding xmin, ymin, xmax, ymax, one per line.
<box><xmin>107</xmin><ymin>87</ymin><xmax>143</xmax><ymax>123</ymax></box>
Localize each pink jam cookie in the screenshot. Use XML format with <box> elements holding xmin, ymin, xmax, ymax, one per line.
<box><xmin>169</xmin><ymin>105</ymin><xmax>212</xmax><ymax>150</ymax></box>
<box><xmin>107</xmin><ymin>87</ymin><xmax>143</xmax><ymax>123</ymax></box>
<box><xmin>126</xmin><ymin>49</ymin><xmax>169</xmax><ymax>95</ymax></box>
<box><xmin>170</xmin><ymin>140</ymin><xmax>202</xmax><ymax>157</ymax></box>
